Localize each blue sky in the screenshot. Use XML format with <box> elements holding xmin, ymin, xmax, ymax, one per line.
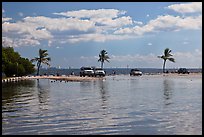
<box><xmin>2</xmin><ymin>2</ymin><xmax>202</xmax><ymax>69</ymax></box>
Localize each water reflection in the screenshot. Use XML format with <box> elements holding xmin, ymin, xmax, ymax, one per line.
<box><xmin>161</xmin><ymin>78</ymin><xmax>202</xmax><ymax>135</ymax></box>
<box><xmin>36</xmin><ymin>79</ymin><xmax>50</xmax><ymax>111</ymax></box>
<box><xmin>2</xmin><ymin>80</ymin><xmax>35</xmax><ymax>108</ymax></box>
<box><xmin>129</xmin><ymin>77</ymin><xmax>140</xmax><ymax>91</ymax></box>
<box><xmin>163</xmin><ymin>78</ymin><xmax>174</xmax><ymax>105</ymax></box>
<box><xmin>98</xmin><ymin>80</ymin><xmax>109</xmax><ymax>110</ymax></box>
<box><xmin>2</xmin><ymin>76</ymin><xmax>202</xmax><ymax>135</ymax></box>
<box><xmin>80</xmin><ymin>81</ymin><xmax>94</xmax><ymax>91</ymax></box>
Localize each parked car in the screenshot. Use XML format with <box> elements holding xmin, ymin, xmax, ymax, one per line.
<box><xmin>94</xmin><ymin>68</ymin><xmax>106</xmax><ymax>77</ymax></box>
<box><xmin>177</xmin><ymin>68</ymin><xmax>190</xmax><ymax>74</ymax></box>
<box><xmin>80</xmin><ymin>67</ymin><xmax>95</xmax><ymax>77</ymax></box>
<box><xmin>130</xmin><ymin>69</ymin><xmax>142</xmax><ymax>76</ymax></box>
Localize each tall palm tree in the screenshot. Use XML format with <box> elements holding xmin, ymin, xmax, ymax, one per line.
<box><xmin>98</xmin><ymin>50</ymin><xmax>110</xmax><ymax>69</ymax></box>
<box><xmin>31</xmin><ymin>49</ymin><xmax>51</xmax><ymax>76</ymax></box>
<box><xmin>158</xmin><ymin>48</ymin><xmax>175</xmax><ymax>73</ymax></box>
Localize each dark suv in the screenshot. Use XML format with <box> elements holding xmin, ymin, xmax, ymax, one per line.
<box><xmin>177</xmin><ymin>68</ymin><xmax>190</xmax><ymax>74</ymax></box>
<box><xmin>80</xmin><ymin>67</ymin><xmax>95</xmax><ymax>77</ymax></box>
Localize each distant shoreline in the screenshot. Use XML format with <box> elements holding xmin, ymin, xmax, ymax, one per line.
<box><xmin>38</xmin><ymin>68</ymin><xmax>202</xmax><ymax>76</ymax></box>
<box><xmin>142</xmin><ymin>72</ymin><xmax>202</xmax><ymax>78</ymax></box>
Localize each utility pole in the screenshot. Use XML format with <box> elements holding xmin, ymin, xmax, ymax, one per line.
<box><xmin>127</xmin><ymin>64</ymin><xmax>129</xmax><ymax>75</ymax></box>
<box><xmin>17</xmin><ymin>62</ymin><xmax>18</xmax><ymax>77</ymax></box>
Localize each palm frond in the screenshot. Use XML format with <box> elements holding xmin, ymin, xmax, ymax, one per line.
<box><xmin>159</xmin><ymin>48</ymin><xmax>175</xmax><ymax>73</ymax></box>
<box><xmin>30</xmin><ymin>57</ymin><xmax>39</xmax><ymax>62</ymax></box>
<box><xmin>98</xmin><ymin>50</ymin><xmax>110</xmax><ymax>68</ymax></box>
<box><xmin>164</xmin><ymin>48</ymin><xmax>170</xmax><ymax>56</ymax></box>
<box><xmin>105</xmin><ymin>59</ymin><xmax>110</xmax><ymax>62</ymax></box>
<box><xmin>168</xmin><ymin>57</ymin><xmax>175</xmax><ymax>62</ymax></box>
<box><xmin>32</xmin><ymin>49</ymin><xmax>51</xmax><ymax>75</ymax></box>
<box><xmin>42</xmin><ymin>61</ymin><xmax>50</xmax><ymax>66</ymax></box>
<box><xmin>45</xmin><ymin>57</ymin><xmax>51</xmax><ymax>61</ymax></box>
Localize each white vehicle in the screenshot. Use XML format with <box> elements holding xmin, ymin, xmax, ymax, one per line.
<box><xmin>130</xmin><ymin>69</ymin><xmax>142</xmax><ymax>76</ymax></box>
<box><xmin>94</xmin><ymin>68</ymin><xmax>106</xmax><ymax>77</ymax></box>
<box><xmin>80</xmin><ymin>67</ymin><xmax>95</xmax><ymax>77</ymax></box>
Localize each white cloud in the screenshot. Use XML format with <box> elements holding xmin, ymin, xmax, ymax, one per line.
<box><xmin>53</xmin><ymin>9</ymin><xmax>133</xmax><ymax>34</ymax></box>
<box><xmin>48</xmin><ymin>40</ymin><xmax>52</xmax><ymax>47</ymax></box>
<box><xmin>53</xmin><ymin>9</ymin><xmax>134</xmax><ymax>35</ymax></box>
<box><xmin>146</xmin><ymin>14</ymin><xmax>150</xmax><ymax>17</ymax></box>
<box><xmin>15</xmin><ymin>38</ymin><xmax>40</xmax><ymax>46</ymax></box>
<box><xmin>65</xmin><ymin>33</ymin><xmax>134</xmax><ymax>44</ymax></box>
<box><xmin>93</xmin><ymin>16</ymin><xmax>133</xmax><ymax>28</ymax></box>
<box><xmin>2</xmin><ymin>17</ymin><xmax>12</xmax><ymax>22</ymax></box>
<box><xmin>147</xmin><ymin>15</ymin><xmax>202</xmax><ymax>31</ymax></box>
<box><xmin>2</xmin><ymin>36</ymin><xmax>40</xmax><ymax>47</ymax></box>
<box><xmin>176</xmin><ymin>15</ymin><xmax>202</xmax><ymax>30</ymax></box>
<box><xmin>183</xmin><ymin>41</ymin><xmax>189</xmax><ymax>45</ymax></box>
<box><xmin>53</xmin><ymin>9</ymin><xmax>126</xmax><ymax>19</ymax></box>
<box><xmin>23</xmin><ymin>16</ymin><xmax>95</xmax><ymax>32</ymax></box>
<box><xmin>195</xmin><ymin>49</ymin><xmax>202</xmax><ymax>55</ymax></box>
<box><xmin>2</xmin><ymin>8</ymin><xmax>202</xmax><ymax>47</ymax></box>
<box><xmin>18</xmin><ymin>12</ymin><xmax>24</xmax><ymax>17</ymax></box>
<box><xmin>2</xmin><ymin>21</ymin><xmax>53</xmax><ymax>40</ymax></box>
<box><xmin>173</xmin><ymin>49</ymin><xmax>202</xmax><ymax>68</ymax></box>
<box><xmin>167</xmin><ymin>2</ymin><xmax>202</xmax><ymax>14</ymax></box>
<box><xmin>2</xmin><ymin>16</ymin><xmax>97</xmax><ymax>46</ymax></box>
<box><xmin>2</xmin><ymin>37</ymin><xmax>15</xmax><ymax>47</ymax></box>
<box><xmin>134</xmin><ymin>21</ymin><xmax>143</xmax><ymax>25</ymax></box>
<box><xmin>80</xmin><ymin>56</ymin><xmax>98</xmax><ymax>60</ymax></box>
<box><xmin>147</xmin><ymin>43</ymin><xmax>152</xmax><ymax>46</ymax></box>
<box><xmin>114</xmin><ymin>14</ymin><xmax>202</xmax><ymax>35</ymax></box>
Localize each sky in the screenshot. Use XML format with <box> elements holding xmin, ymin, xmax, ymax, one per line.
<box><xmin>2</xmin><ymin>2</ymin><xmax>202</xmax><ymax>69</ymax></box>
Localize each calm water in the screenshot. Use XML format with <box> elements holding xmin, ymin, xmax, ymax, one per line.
<box><xmin>2</xmin><ymin>75</ymin><xmax>202</xmax><ymax>135</ymax></box>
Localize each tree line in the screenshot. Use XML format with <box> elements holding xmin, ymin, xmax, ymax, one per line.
<box><xmin>31</xmin><ymin>48</ymin><xmax>174</xmax><ymax>74</ymax></box>
<box><xmin>2</xmin><ymin>47</ymin><xmax>35</xmax><ymax>77</ymax></box>
<box><xmin>2</xmin><ymin>46</ymin><xmax>175</xmax><ymax>77</ymax></box>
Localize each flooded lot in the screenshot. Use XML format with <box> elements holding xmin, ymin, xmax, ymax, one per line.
<box><xmin>2</xmin><ymin>74</ymin><xmax>202</xmax><ymax>135</ymax></box>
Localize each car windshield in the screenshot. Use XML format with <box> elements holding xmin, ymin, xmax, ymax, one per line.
<box><xmin>95</xmin><ymin>68</ymin><xmax>103</xmax><ymax>70</ymax></box>
<box><xmin>81</xmin><ymin>67</ymin><xmax>92</xmax><ymax>70</ymax></box>
<box><xmin>179</xmin><ymin>68</ymin><xmax>187</xmax><ymax>70</ymax></box>
<box><xmin>132</xmin><ymin>69</ymin><xmax>139</xmax><ymax>71</ymax></box>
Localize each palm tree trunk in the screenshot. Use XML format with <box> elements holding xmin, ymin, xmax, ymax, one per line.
<box><xmin>101</xmin><ymin>61</ymin><xmax>104</xmax><ymax>69</ymax></box>
<box><xmin>163</xmin><ymin>60</ymin><xmax>166</xmax><ymax>73</ymax></box>
<box><xmin>37</xmin><ymin>62</ymin><xmax>41</xmax><ymax>76</ymax></box>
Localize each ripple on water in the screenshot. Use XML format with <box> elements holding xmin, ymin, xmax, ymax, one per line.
<box><xmin>2</xmin><ymin>75</ymin><xmax>202</xmax><ymax>135</ymax></box>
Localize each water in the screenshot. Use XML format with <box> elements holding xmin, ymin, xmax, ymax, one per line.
<box><xmin>2</xmin><ymin>75</ymin><xmax>202</xmax><ymax>135</ymax></box>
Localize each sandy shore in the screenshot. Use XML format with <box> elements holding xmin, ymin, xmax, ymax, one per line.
<box><xmin>22</xmin><ymin>75</ymin><xmax>104</xmax><ymax>82</ymax></box>
<box><xmin>25</xmin><ymin>73</ymin><xmax>202</xmax><ymax>80</ymax></box>
<box><xmin>2</xmin><ymin>73</ymin><xmax>201</xmax><ymax>83</ymax></box>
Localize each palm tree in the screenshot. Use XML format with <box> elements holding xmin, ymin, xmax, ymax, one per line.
<box><xmin>98</xmin><ymin>50</ymin><xmax>110</xmax><ymax>69</ymax></box>
<box><xmin>31</xmin><ymin>49</ymin><xmax>51</xmax><ymax>76</ymax></box>
<box><xmin>158</xmin><ymin>48</ymin><xmax>175</xmax><ymax>73</ymax></box>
